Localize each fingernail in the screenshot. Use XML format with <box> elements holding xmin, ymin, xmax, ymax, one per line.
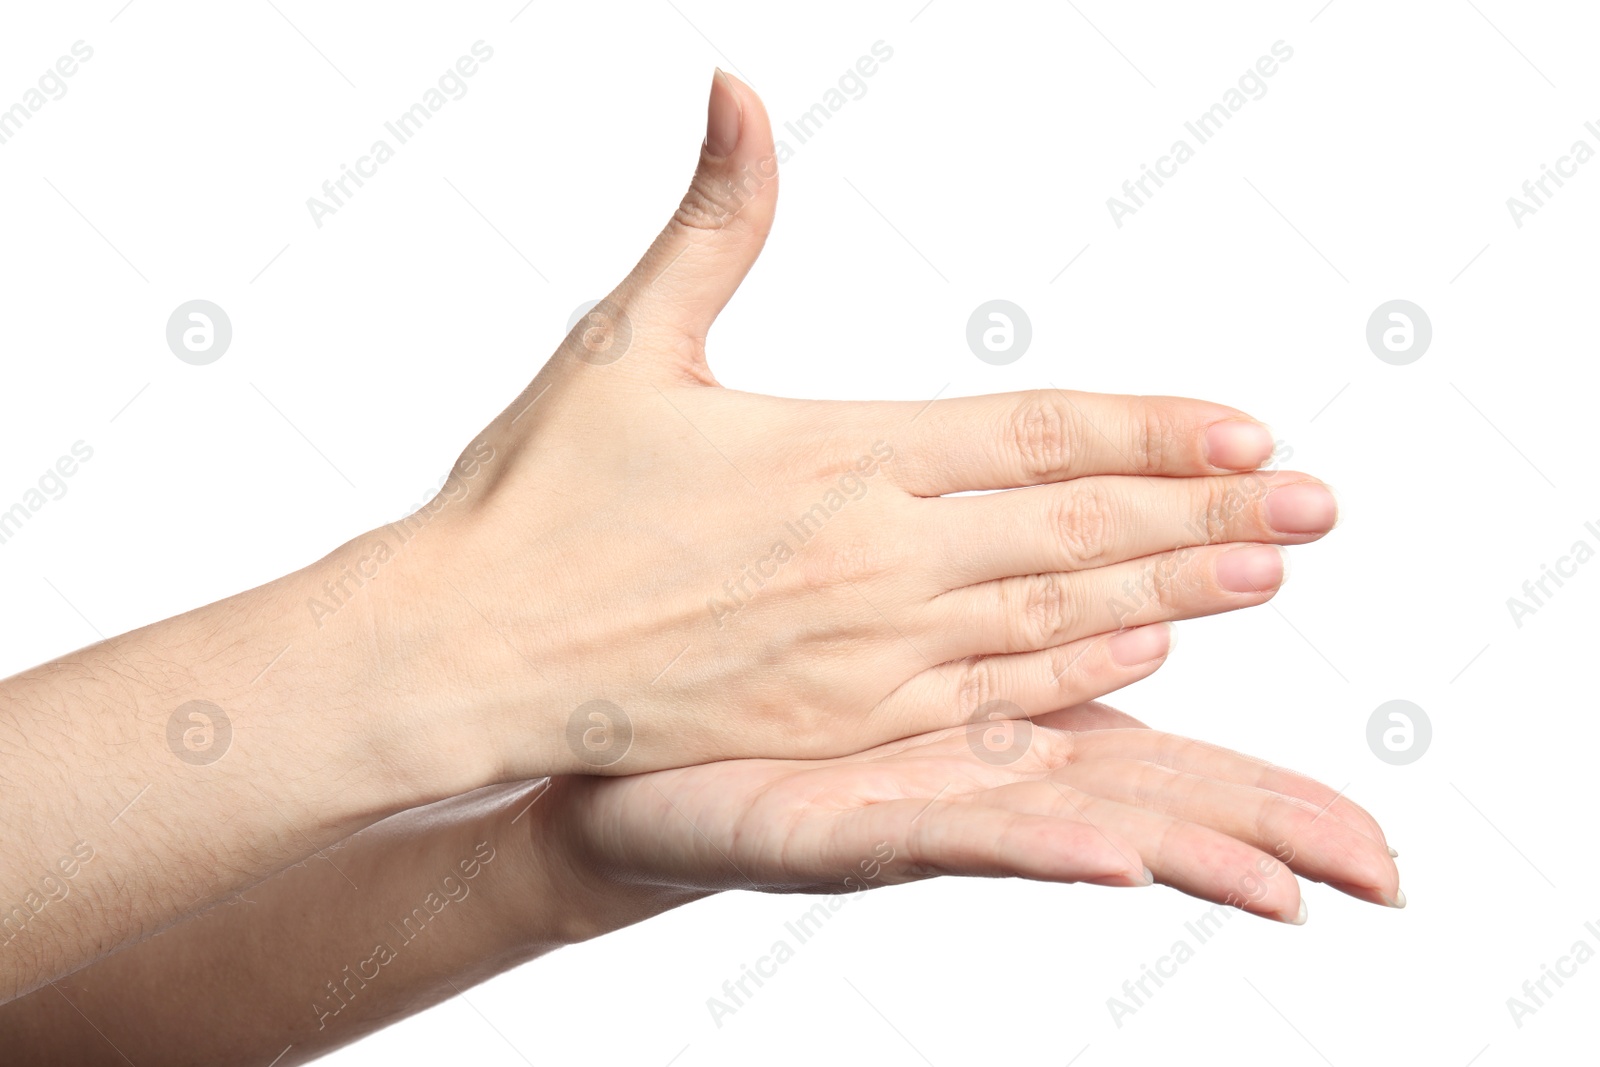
<box><xmin>1107</xmin><ymin>623</ymin><xmax>1172</xmax><ymax>666</ymax></box>
<box><xmin>1216</xmin><ymin>545</ymin><xmax>1285</xmax><ymax>593</ymax></box>
<box><xmin>1092</xmin><ymin>865</ymin><xmax>1154</xmax><ymax>888</ymax></box>
<box><xmin>1286</xmin><ymin>898</ymin><xmax>1308</xmax><ymax>925</ymax></box>
<box><xmin>1384</xmin><ymin>889</ymin><xmax>1407</xmax><ymax>909</ymax></box>
<box><xmin>1265</xmin><ymin>483</ymin><xmax>1338</xmax><ymax>534</ymax></box>
<box><xmin>1388</xmin><ymin>846</ymin><xmax>1399</xmax><ymax>858</ymax></box>
<box><xmin>705</xmin><ymin>68</ymin><xmax>742</xmax><ymax>158</ymax></box>
<box><xmin>1205</xmin><ymin>420</ymin><xmax>1275</xmax><ymax>471</ymax></box>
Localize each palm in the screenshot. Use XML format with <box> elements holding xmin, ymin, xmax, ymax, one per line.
<box><xmin>551</xmin><ymin>703</ymin><xmax>1399</xmax><ymax>922</ymax></box>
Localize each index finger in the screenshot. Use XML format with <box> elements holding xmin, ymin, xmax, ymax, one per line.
<box><xmin>886</xmin><ymin>389</ymin><xmax>1277</xmax><ymax>496</ymax></box>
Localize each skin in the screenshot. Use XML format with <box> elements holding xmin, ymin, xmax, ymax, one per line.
<box><xmin>0</xmin><ymin>702</ymin><xmax>1398</xmax><ymax>1065</ymax></box>
<box><xmin>423</xmin><ymin>71</ymin><xmax>1334</xmax><ymax>780</ymax></box>
<box><xmin>0</xmin><ymin>69</ymin><xmax>1349</xmax><ymax>1018</ymax></box>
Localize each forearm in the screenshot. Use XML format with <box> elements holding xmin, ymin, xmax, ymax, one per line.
<box><xmin>0</xmin><ymin>536</ymin><xmax>488</xmax><ymax>1002</ymax></box>
<box><xmin>0</xmin><ymin>779</ymin><xmax>695</xmax><ymax>1065</ymax></box>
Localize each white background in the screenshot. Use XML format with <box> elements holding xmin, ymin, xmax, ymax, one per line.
<box><xmin>1</xmin><ymin>1</ymin><xmax>1595</xmax><ymax>1063</ymax></box>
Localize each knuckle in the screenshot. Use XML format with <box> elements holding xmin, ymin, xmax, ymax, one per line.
<box><xmin>1253</xmin><ymin>803</ymin><xmax>1281</xmax><ymax>857</ymax></box>
<box><xmin>1129</xmin><ymin>404</ymin><xmax>1174</xmax><ymax>475</ymax></box>
<box><xmin>1044</xmin><ymin>642</ymin><xmax>1084</xmax><ymax>694</ymax></box>
<box><xmin>673</xmin><ymin>172</ymin><xmax>757</xmax><ymax>235</ymax></box>
<box><xmin>1028</xmin><ymin>726</ymin><xmax>1077</xmax><ymax>769</ymax></box>
<box><xmin>1052</xmin><ymin>483</ymin><xmax>1117</xmax><ymax>569</ymax></box>
<box><xmin>566</xmin><ymin>297</ymin><xmax>635</xmax><ymax>366</ymax></box>
<box><xmin>1128</xmin><ymin>760</ymin><xmax>1170</xmax><ymax>810</ymax></box>
<box><xmin>1196</xmin><ymin>479</ymin><xmax>1236</xmax><ymax>545</ymax></box>
<box><xmin>1007</xmin><ymin>395</ymin><xmax>1077</xmax><ymax>482</ymax></box>
<box><xmin>673</xmin><ymin>179</ymin><xmax>733</xmax><ymax>233</ymax></box>
<box><xmin>1145</xmin><ymin>553</ymin><xmax>1195</xmax><ymax>613</ymax></box>
<box><xmin>799</xmin><ymin>535</ymin><xmax>890</xmax><ymax>591</ymax></box>
<box><xmin>954</xmin><ymin>657</ymin><xmax>1001</xmax><ymax>718</ymax></box>
<box><xmin>1016</xmin><ymin>573</ymin><xmax>1070</xmax><ymax>649</ymax></box>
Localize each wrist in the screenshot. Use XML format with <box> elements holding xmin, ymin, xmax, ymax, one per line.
<box><xmin>501</xmin><ymin>777</ymin><xmax>711</xmax><ymax>952</ymax></box>
<box><xmin>335</xmin><ymin>497</ymin><xmax>585</xmax><ymax>784</ymax></box>
<box><xmin>247</xmin><ymin>535</ymin><xmax>502</xmax><ymax>815</ymax></box>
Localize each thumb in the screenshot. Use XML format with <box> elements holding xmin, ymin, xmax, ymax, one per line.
<box><xmin>610</xmin><ymin>70</ymin><xmax>779</xmax><ymax>371</ymax></box>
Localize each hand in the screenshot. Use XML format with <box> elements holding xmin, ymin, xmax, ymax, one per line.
<box><xmin>359</xmin><ymin>72</ymin><xmax>1339</xmax><ymax>779</ymax></box>
<box><xmin>529</xmin><ymin>701</ymin><xmax>1399</xmax><ymax>929</ymax></box>
<box><xmin>0</xmin><ymin>708</ymin><xmax>1395</xmax><ymax>1065</ymax></box>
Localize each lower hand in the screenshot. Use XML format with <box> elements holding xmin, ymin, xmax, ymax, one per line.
<box><xmin>528</xmin><ymin>701</ymin><xmax>1399</xmax><ymax>932</ymax></box>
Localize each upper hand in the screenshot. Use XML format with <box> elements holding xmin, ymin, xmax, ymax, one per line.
<box><xmin>378</xmin><ymin>73</ymin><xmax>1338</xmax><ymax>779</ymax></box>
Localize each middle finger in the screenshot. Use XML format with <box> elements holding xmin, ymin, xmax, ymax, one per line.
<box><xmin>928</xmin><ymin>470</ymin><xmax>1335</xmax><ymax>588</ymax></box>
